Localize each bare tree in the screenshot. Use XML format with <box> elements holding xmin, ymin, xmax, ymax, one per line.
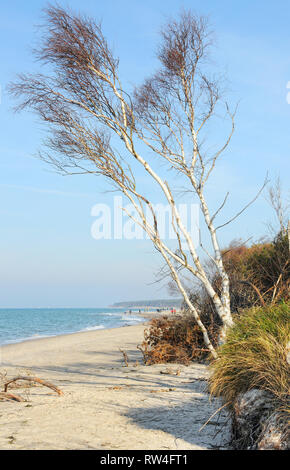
<box><xmin>9</xmin><ymin>6</ymin><xmax>257</xmax><ymax>357</ymax></box>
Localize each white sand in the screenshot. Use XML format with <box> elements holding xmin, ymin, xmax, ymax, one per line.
<box><xmin>0</xmin><ymin>324</ymin><xmax>231</xmax><ymax>450</ymax></box>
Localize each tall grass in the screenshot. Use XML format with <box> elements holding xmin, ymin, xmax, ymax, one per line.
<box><xmin>209</xmin><ymin>303</ymin><xmax>290</xmax><ymax>409</ymax></box>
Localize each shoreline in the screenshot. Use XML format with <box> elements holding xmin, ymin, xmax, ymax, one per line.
<box><xmin>0</xmin><ymin>319</ymin><xmax>149</xmax><ymax>349</ymax></box>
<box><xmin>0</xmin><ymin>321</ymin><xmax>230</xmax><ymax>450</ymax></box>
<box><xmin>0</xmin><ymin>319</ymin><xmax>149</xmax><ymax>352</ymax></box>
<box><xmin>0</xmin><ymin>309</ymin><xmax>179</xmax><ymax>349</ymax></box>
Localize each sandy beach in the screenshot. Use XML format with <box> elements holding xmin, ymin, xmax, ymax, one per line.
<box><xmin>0</xmin><ymin>323</ymin><xmax>231</xmax><ymax>450</ymax></box>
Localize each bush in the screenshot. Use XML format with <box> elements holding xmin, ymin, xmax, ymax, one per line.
<box><xmin>222</xmin><ymin>232</ymin><xmax>289</xmax><ymax>308</ymax></box>
<box><xmin>209</xmin><ymin>302</ymin><xmax>290</xmax><ymax>409</ymax></box>
<box><xmin>139</xmin><ymin>313</ymin><xmax>220</xmax><ymax>365</ymax></box>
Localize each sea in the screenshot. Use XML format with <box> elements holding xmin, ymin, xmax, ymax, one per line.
<box><xmin>0</xmin><ymin>308</ymin><xmax>146</xmax><ymax>346</ymax></box>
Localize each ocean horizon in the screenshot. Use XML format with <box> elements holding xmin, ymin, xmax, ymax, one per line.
<box><xmin>0</xmin><ymin>307</ymin><xmax>146</xmax><ymax>346</ymax></box>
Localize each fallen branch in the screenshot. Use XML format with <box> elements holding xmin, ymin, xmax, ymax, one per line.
<box><xmin>4</xmin><ymin>376</ymin><xmax>63</xmax><ymax>396</ymax></box>
<box><xmin>0</xmin><ymin>391</ymin><xmax>24</xmax><ymax>402</ymax></box>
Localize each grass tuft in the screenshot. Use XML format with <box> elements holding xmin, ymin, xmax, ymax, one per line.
<box><xmin>209</xmin><ymin>302</ymin><xmax>290</xmax><ymax>409</ymax></box>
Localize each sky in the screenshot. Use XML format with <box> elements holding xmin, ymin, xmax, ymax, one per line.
<box><xmin>0</xmin><ymin>0</ymin><xmax>289</xmax><ymax>307</ymax></box>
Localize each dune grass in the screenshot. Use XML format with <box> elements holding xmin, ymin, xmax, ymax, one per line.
<box><xmin>209</xmin><ymin>302</ymin><xmax>290</xmax><ymax>410</ymax></box>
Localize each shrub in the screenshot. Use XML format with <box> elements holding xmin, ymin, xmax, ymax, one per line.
<box><xmin>223</xmin><ymin>232</ymin><xmax>289</xmax><ymax>307</ymax></box>
<box><xmin>209</xmin><ymin>302</ymin><xmax>290</xmax><ymax>409</ymax></box>
<box><xmin>139</xmin><ymin>313</ymin><xmax>220</xmax><ymax>365</ymax></box>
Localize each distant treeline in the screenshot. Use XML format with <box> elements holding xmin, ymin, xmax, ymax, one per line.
<box><xmin>110</xmin><ymin>299</ymin><xmax>182</xmax><ymax>308</ymax></box>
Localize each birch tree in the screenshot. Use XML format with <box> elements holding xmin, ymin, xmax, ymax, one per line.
<box><xmin>10</xmin><ymin>6</ymin><xmax>246</xmax><ymax>358</ymax></box>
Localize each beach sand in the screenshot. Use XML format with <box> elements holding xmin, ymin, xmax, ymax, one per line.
<box><xmin>0</xmin><ymin>323</ymin><xmax>231</xmax><ymax>450</ymax></box>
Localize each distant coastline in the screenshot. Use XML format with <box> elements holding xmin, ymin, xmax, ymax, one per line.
<box><xmin>109</xmin><ymin>299</ymin><xmax>182</xmax><ymax>309</ymax></box>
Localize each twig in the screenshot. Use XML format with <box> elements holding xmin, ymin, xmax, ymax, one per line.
<box><xmin>215</xmin><ymin>177</ymin><xmax>268</xmax><ymax>231</ymax></box>
<box><xmin>119</xmin><ymin>349</ymin><xmax>129</xmax><ymax>367</ymax></box>
<box><xmin>199</xmin><ymin>402</ymin><xmax>230</xmax><ymax>432</ymax></box>
<box><xmin>271</xmin><ymin>273</ymin><xmax>282</xmax><ymax>303</ymax></box>
<box><xmin>137</xmin><ymin>344</ymin><xmax>147</xmax><ymax>363</ymax></box>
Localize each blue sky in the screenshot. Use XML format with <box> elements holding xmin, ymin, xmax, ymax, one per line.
<box><xmin>0</xmin><ymin>0</ymin><xmax>289</xmax><ymax>307</ymax></box>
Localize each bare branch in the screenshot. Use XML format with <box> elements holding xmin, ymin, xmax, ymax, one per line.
<box><xmin>215</xmin><ymin>176</ymin><xmax>269</xmax><ymax>231</ymax></box>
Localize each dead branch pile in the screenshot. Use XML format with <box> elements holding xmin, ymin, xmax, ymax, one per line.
<box><xmin>139</xmin><ymin>314</ymin><xmax>220</xmax><ymax>365</ymax></box>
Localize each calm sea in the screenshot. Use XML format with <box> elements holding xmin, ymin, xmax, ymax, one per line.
<box><xmin>0</xmin><ymin>308</ymin><xmax>146</xmax><ymax>346</ymax></box>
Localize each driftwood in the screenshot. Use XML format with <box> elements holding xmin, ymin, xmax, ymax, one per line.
<box><xmin>0</xmin><ymin>391</ymin><xmax>24</xmax><ymax>402</ymax></box>
<box><xmin>3</xmin><ymin>376</ymin><xmax>63</xmax><ymax>396</ymax></box>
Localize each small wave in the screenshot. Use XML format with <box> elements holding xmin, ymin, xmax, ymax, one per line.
<box><xmin>121</xmin><ymin>315</ymin><xmax>145</xmax><ymax>322</ymax></box>
<box><xmin>80</xmin><ymin>324</ymin><xmax>105</xmax><ymax>332</ymax></box>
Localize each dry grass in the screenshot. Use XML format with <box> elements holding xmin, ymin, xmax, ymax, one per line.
<box><xmin>209</xmin><ymin>302</ymin><xmax>290</xmax><ymax>411</ymax></box>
